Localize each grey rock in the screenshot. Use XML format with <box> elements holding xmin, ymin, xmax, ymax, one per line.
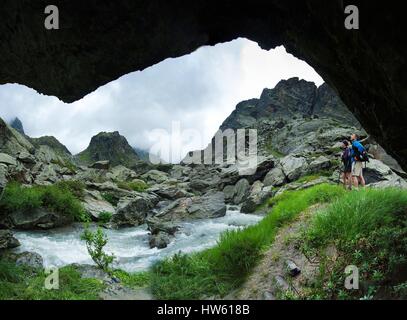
<box><xmin>280</xmin><ymin>155</ymin><xmax>308</xmax><ymax>181</ymax></box>
<box><xmin>308</xmin><ymin>156</ymin><xmax>331</xmax><ymax>172</ymax></box>
<box><xmin>9</xmin><ymin>208</ymin><xmax>74</xmax><ymax>230</ymax></box>
<box><xmin>233</xmin><ymin>178</ymin><xmax>250</xmax><ymax>204</ymax></box>
<box><xmin>149</xmin><ymin>232</ymin><xmax>171</xmax><ymax>249</ymax></box>
<box><xmin>90</xmin><ymin>160</ymin><xmax>110</xmax><ymax>170</ymax></box>
<box><xmin>223</xmin><ymin>185</ymin><xmax>235</xmax><ymax>202</ymax></box>
<box><xmin>141</xmin><ymin>170</ymin><xmax>169</xmax><ymax>184</ymax></box>
<box><xmin>82</xmin><ymin>193</ymin><xmax>115</xmax><ymax>220</ymax></box>
<box><xmin>285</xmin><ymin>260</ymin><xmax>301</xmax><ymax>277</ymax></box>
<box><xmin>0</xmin><ymin>153</ymin><xmax>17</xmax><ymax>166</ymax></box>
<box><xmin>111</xmin><ymin>194</ymin><xmax>158</xmax><ymax>228</ymax></box>
<box><xmin>263</xmin><ymin>166</ymin><xmax>286</xmax><ymax>187</ymax></box>
<box><xmin>0</xmin><ymin>229</ymin><xmax>20</xmax><ymax>250</ymax></box>
<box><xmin>146</xmin><ymin>218</ymin><xmax>179</xmax><ymax>235</ymax></box>
<box><xmin>16</xmin><ymin>251</ymin><xmax>44</xmax><ymax>269</ymax></box>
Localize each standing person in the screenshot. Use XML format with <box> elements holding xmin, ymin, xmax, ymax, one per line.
<box><xmin>350</xmin><ymin>133</ymin><xmax>368</xmax><ymax>188</ymax></box>
<box><xmin>340</xmin><ymin>140</ymin><xmax>352</xmax><ymax>189</ymax></box>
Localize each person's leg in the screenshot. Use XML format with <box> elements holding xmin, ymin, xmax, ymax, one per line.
<box><xmin>351</xmin><ymin>162</ymin><xmax>359</xmax><ymax>188</ymax></box>
<box><xmin>347</xmin><ymin>172</ymin><xmax>352</xmax><ymax>190</ymax></box>
<box><xmin>359</xmin><ymin>172</ymin><xmax>366</xmax><ymax>187</ymax></box>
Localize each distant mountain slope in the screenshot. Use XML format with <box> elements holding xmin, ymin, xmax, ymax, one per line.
<box><xmin>9</xmin><ymin>117</ymin><xmax>25</xmax><ymax>135</ymax></box>
<box><xmin>76</xmin><ymin>131</ymin><xmax>140</xmax><ymax>167</ymax></box>
<box><xmin>30</xmin><ymin>136</ymin><xmax>72</xmax><ymax>159</ymax></box>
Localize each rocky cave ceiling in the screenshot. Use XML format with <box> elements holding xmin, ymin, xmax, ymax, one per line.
<box><xmin>0</xmin><ymin>0</ymin><xmax>406</xmax><ymax>170</ymax></box>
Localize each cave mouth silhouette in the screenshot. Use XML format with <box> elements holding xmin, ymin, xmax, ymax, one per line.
<box><xmin>0</xmin><ymin>1</ymin><xmax>406</xmax><ymax>170</ymax></box>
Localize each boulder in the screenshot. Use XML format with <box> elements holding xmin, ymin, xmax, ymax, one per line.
<box><xmin>106</xmin><ymin>165</ymin><xmax>138</xmax><ymax>182</ymax></box>
<box><xmin>82</xmin><ymin>194</ymin><xmax>115</xmax><ymax>220</ymax></box>
<box><xmin>308</xmin><ymin>155</ymin><xmax>331</xmax><ymax>172</ymax></box>
<box><xmin>241</xmin><ymin>181</ymin><xmax>273</xmax><ymax>213</ymax></box>
<box><xmin>280</xmin><ymin>155</ymin><xmax>308</xmax><ymax>181</ymax></box>
<box><xmin>16</xmin><ymin>251</ymin><xmax>44</xmax><ymax>269</ymax></box>
<box><xmin>9</xmin><ymin>208</ymin><xmax>74</xmax><ymax>230</ymax></box>
<box><xmin>90</xmin><ymin>160</ymin><xmax>110</xmax><ymax>170</ymax></box>
<box><xmin>223</xmin><ymin>185</ymin><xmax>235</xmax><ymax>202</ymax></box>
<box><xmin>233</xmin><ymin>178</ymin><xmax>250</xmax><ymax>204</ymax></box>
<box><xmin>111</xmin><ymin>194</ymin><xmax>158</xmax><ymax>228</ymax></box>
<box><xmin>187</xmin><ymin>191</ymin><xmax>227</xmax><ymax>219</ymax></box>
<box><xmin>141</xmin><ymin>170</ymin><xmax>169</xmax><ymax>184</ymax></box>
<box><xmin>17</xmin><ymin>151</ymin><xmax>36</xmax><ymax>165</ymax></box>
<box><xmin>0</xmin><ymin>230</ymin><xmax>20</xmax><ymax>250</ymax></box>
<box><xmin>0</xmin><ymin>153</ymin><xmax>17</xmax><ymax>166</ymax></box>
<box><xmin>146</xmin><ymin>218</ymin><xmax>179</xmax><ymax>235</ymax></box>
<box><xmin>148</xmin><ymin>184</ymin><xmax>192</xmax><ymax>200</ymax></box>
<box><xmin>0</xmin><ymin>164</ymin><xmax>8</xmax><ymax>187</ymax></box>
<box><xmin>263</xmin><ymin>166</ymin><xmax>286</xmax><ymax>187</ymax></box>
<box><xmin>156</xmin><ymin>191</ymin><xmax>226</xmax><ymax>221</ymax></box>
<box><xmin>149</xmin><ymin>232</ymin><xmax>171</xmax><ymax>249</ymax></box>
<box><xmin>189</xmin><ymin>179</ymin><xmax>211</xmax><ymax>192</ymax></box>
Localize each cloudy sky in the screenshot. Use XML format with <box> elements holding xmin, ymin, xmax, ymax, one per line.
<box><xmin>0</xmin><ymin>38</ymin><xmax>323</xmax><ymax>163</ymax></box>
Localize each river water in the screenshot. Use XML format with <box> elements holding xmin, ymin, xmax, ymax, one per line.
<box><xmin>13</xmin><ymin>207</ymin><xmax>263</xmax><ymax>272</ymax></box>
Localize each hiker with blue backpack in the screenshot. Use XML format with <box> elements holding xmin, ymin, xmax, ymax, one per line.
<box><xmin>350</xmin><ymin>133</ymin><xmax>369</xmax><ymax>188</ymax></box>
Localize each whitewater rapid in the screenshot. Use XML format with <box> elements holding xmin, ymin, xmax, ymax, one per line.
<box><xmin>13</xmin><ymin>207</ymin><xmax>263</xmax><ymax>272</ymax></box>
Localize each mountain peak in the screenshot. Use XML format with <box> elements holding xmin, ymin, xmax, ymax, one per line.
<box><xmin>76</xmin><ymin>131</ymin><xmax>139</xmax><ymax>168</ymax></box>
<box><xmin>9</xmin><ymin>117</ymin><xmax>25</xmax><ymax>135</ymax></box>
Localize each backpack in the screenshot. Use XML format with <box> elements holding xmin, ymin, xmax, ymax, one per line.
<box><xmin>352</xmin><ymin>142</ymin><xmax>369</xmax><ymax>162</ymax></box>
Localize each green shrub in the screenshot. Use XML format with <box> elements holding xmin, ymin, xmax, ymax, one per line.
<box><xmin>151</xmin><ymin>183</ymin><xmax>346</xmax><ymax>299</ymax></box>
<box><xmin>54</xmin><ymin>180</ymin><xmax>86</xmax><ymax>199</ymax></box>
<box><xmin>117</xmin><ymin>180</ymin><xmax>148</xmax><ymax>192</ymax></box>
<box><xmin>0</xmin><ymin>182</ymin><xmax>90</xmax><ymax>222</ymax></box>
<box><xmin>98</xmin><ymin>211</ymin><xmax>113</xmax><ymax>224</ymax></box>
<box><xmin>101</xmin><ymin>192</ymin><xmax>119</xmax><ymax>206</ymax></box>
<box><xmin>81</xmin><ymin>227</ymin><xmax>115</xmax><ymax>273</ymax></box>
<box><xmin>302</xmin><ymin>187</ymin><xmax>407</xmax><ymax>299</ymax></box>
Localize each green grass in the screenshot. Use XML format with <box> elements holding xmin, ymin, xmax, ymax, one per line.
<box><xmin>0</xmin><ymin>182</ymin><xmax>90</xmax><ymax>222</ymax></box>
<box><xmin>302</xmin><ymin>187</ymin><xmax>407</xmax><ymax>299</ymax></box>
<box><xmin>117</xmin><ymin>180</ymin><xmax>148</xmax><ymax>192</ymax></box>
<box><xmin>295</xmin><ymin>171</ymin><xmax>332</xmax><ymax>184</ymax></box>
<box><xmin>151</xmin><ymin>183</ymin><xmax>346</xmax><ymax>299</ymax></box>
<box><xmin>0</xmin><ymin>262</ymin><xmax>104</xmax><ymax>300</ymax></box>
<box><xmin>54</xmin><ymin>180</ymin><xmax>86</xmax><ymax>199</ymax></box>
<box><xmin>112</xmin><ymin>270</ymin><xmax>150</xmax><ymax>289</ymax></box>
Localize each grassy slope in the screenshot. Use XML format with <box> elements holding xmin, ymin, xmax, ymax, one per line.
<box><xmin>301</xmin><ymin>187</ymin><xmax>407</xmax><ymax>299</ymax></box>
<box><xmin>151</xmin><ymin>184</ymin><xmax>346</xmax><ymax>299</ymax></box>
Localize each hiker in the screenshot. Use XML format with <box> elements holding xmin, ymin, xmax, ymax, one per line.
<box><xmin>350</xmin><ymin>133</ymin><xmax>368</xmax><ymax>188</ymax></box>
<box><xmin>340</xmin><ymin>140</ymin><xmax>352</xmax><ymax>189</ymax></box>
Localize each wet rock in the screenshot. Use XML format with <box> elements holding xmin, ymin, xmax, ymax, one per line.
<box><xmin>233</xmin><ymin>178</ymin><xmax>250</xmax><ymax>205</ymax></box>
<box><xmin>90</xmin><ymin>160</ymin><xmax>110</xmax><ymax>170</ymax></box>
<box><xmin>9</xmin><ymin>208</ymin><xmax>74</xmax><ymax>230</ymax></box>
<box><xmin>222</xmin><ymin>185</ymin><xmax>235</xmax><ymax>203</ymax></box>
<box><xmin>149</xmin><ymin>232</ymin><xmax>171</xmax><ymax>249</ymax></box>
<box><xmin>146</xmin><ymin>218</ymin><xmax>179</xmax><ymax>235</ymax></box>
<box><xmin>16</xmin><ymin>251</ymin><xmax>44</xmax><ymax>269</ymax></box>
<box><xmin>0</xmin><ymin>229</ymin><xmax>20</xmax><ymax>250</ymax></box>
<box><xmin>111</xmin><ymin>194</ymin><xmax>158</xmax><ymax>228</ymax></box>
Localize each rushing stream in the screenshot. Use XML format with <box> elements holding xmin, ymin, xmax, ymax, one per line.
<box><xmin>13</xmin><ymin>207</ymin><xmax>263</xmax><ymax>272</ymax></box>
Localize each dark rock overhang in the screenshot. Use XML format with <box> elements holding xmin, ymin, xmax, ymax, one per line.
<box><xmin>1</xmin><ymin>0</ymin><xmax>406</xmax><ymax>170</ymax></box>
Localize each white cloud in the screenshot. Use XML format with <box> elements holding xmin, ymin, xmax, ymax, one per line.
<box><xmin>0</xmin><ymin>38</ymin><xmax>323</xmax><ymax>162</ymax></box>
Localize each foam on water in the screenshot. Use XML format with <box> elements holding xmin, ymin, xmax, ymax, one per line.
<box><xmin>13</xmin><ymin>208</ymin><xmax>263</xmax><ymax>272</ymax></box>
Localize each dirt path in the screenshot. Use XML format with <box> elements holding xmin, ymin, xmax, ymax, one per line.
<box><xmin>234</xmin><ymin>205</ymin><xmax>327</xmax><ymax>300</ymax></box>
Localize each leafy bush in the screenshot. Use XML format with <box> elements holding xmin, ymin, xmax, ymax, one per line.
<box><xmin>54</xmin><ymin>180</ymin><xmax>86</xmax><ymax>199</ymax></box>
<box><xmin>302</xmin><ymin>187</ymin><xmax>407</xmax><ymax>299</ymax></box>
<box><xmin>81</xmin><ymin>227</ymin><xmax>115</xmax><ymax>273</ymax></box>
<box><xmin>151</xmin><ymin>183</ymin><xmax>346</xmax><ymax>299</ymax></box>
<box><xmin>98</xmin><ymin>211</ymin><xmax>112</xmax><ymax>224</ymax></box>
<box><xmin>0</xmin><ymin>182</ymin><xmax>90</xmax><ymax>222</ymax></box>
<box><xmin>101</xmin><ymin>192</ymin><xmax>119</xmax><ymax>206</ymax></box>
